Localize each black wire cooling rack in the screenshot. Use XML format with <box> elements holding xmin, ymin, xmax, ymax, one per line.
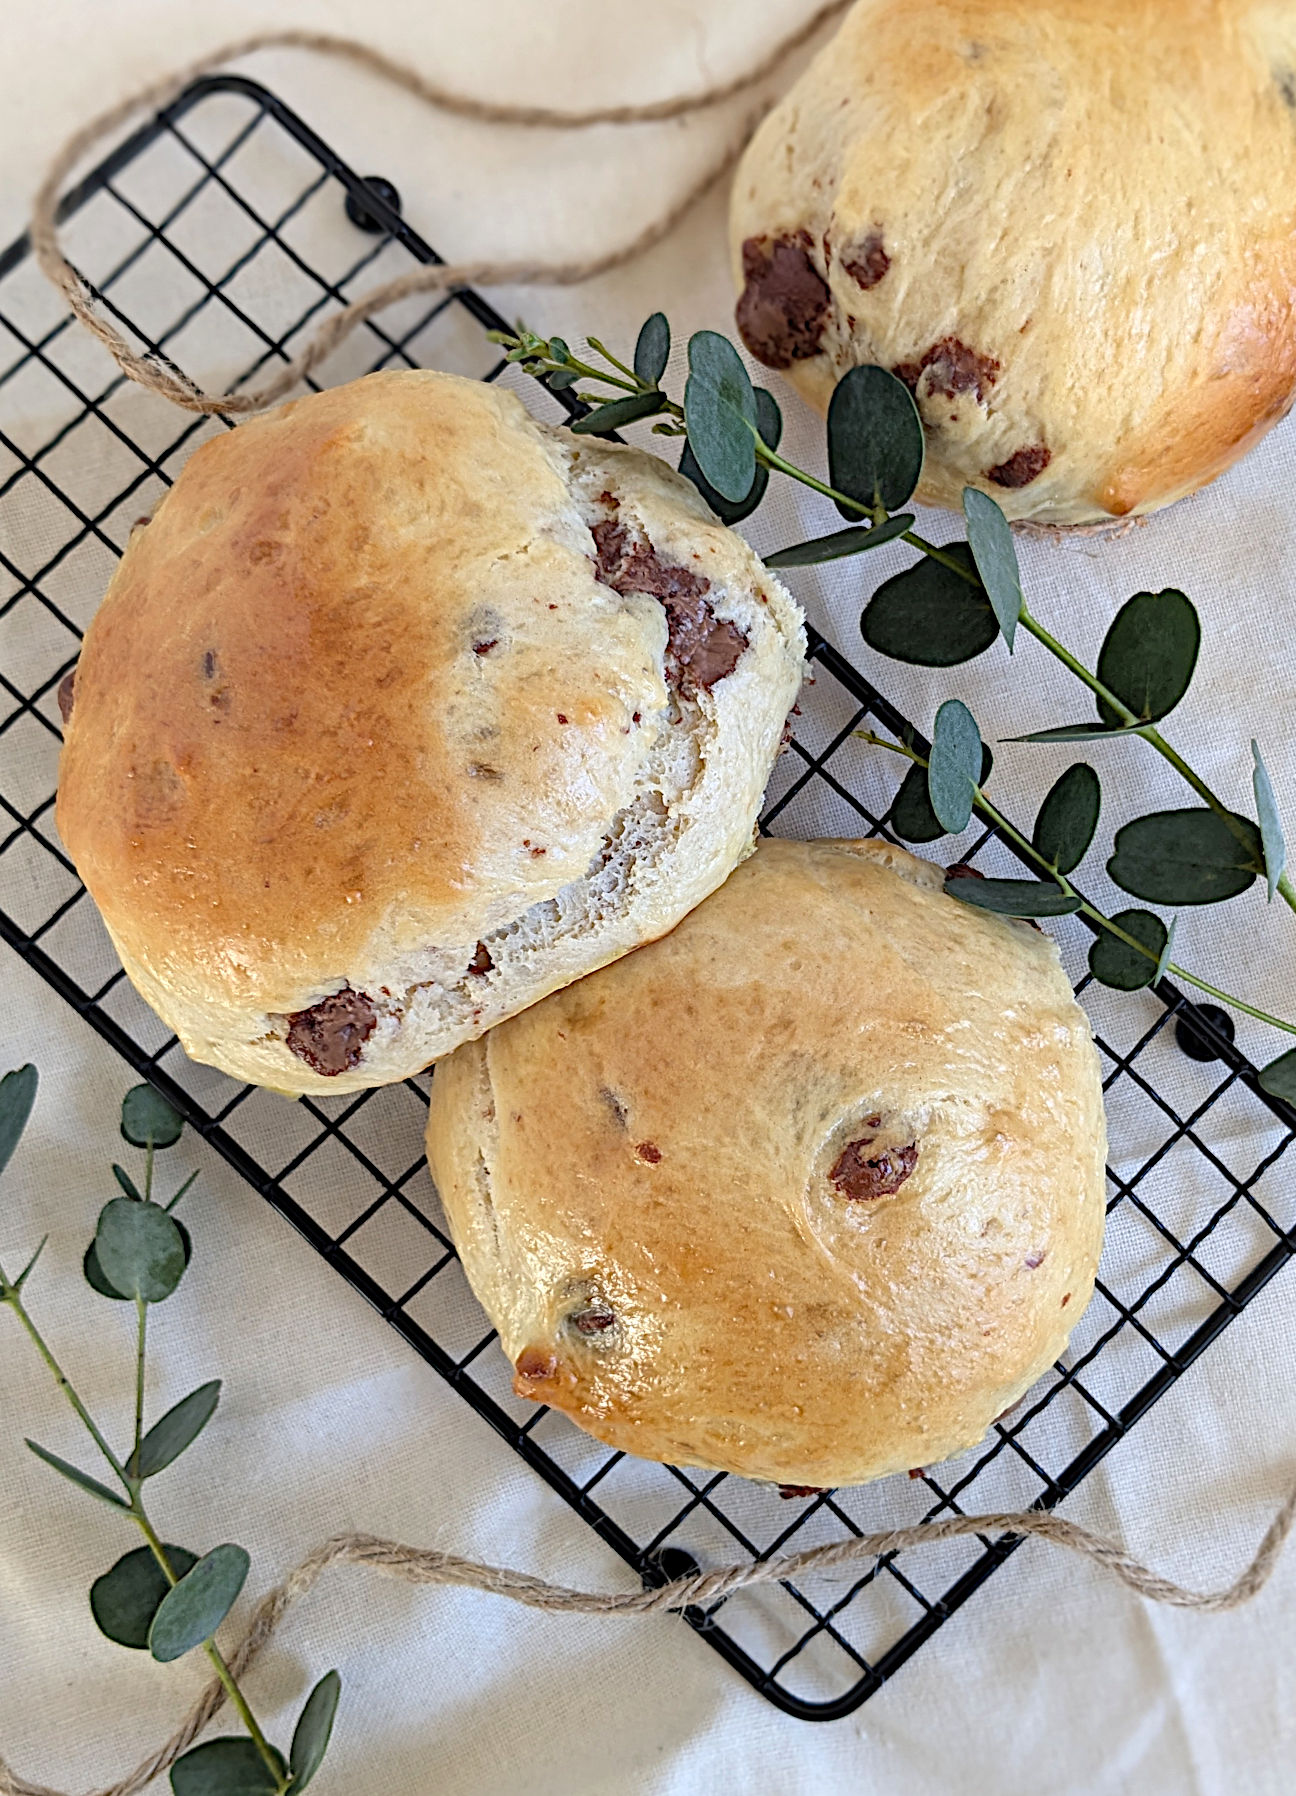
<box><xmin>3</xmin><ymin>74</ymin><xmax>1296</xmax><ymax>1721</ymax></box>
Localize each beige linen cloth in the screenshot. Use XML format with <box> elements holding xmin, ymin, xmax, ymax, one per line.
<box><xmin>2</xmin><ymin>4</ymin><xmax>1295</xmax><ymax>1792</ymax></box>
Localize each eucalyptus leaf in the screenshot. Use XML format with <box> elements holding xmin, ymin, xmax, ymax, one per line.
<box><xmin>683</xmin><ymin>330</ymin><xmax>758</xmax><ymax>503</ymax></box>
<box><xmin>1004</xmin><ymin>723</ymin><xmax>1146</xmax><ymax>744</ymax></box>
<box><xmin>120</xmin><ymin>1085</ymin><xmax>183</xmax><ymax>1150</ymax></box>
<box><xmin>0</xmin><ymin>1063</ymin><xmax>37</xmax><ymax>1182</ymax></box>
<box><xmin>1259</xmin><ymin>1049</ymin><xmax>1296</xmax><ymax>1106</ymax></box>
<box><xmin>962</xmin><ymin>487</ymin><xmax>1022</xmax><ymax>651</ymax></box>
<box><xmin>12</xmin><ymin>1235</ymin><xmax>47</xmax><ymax>1289</ymax></box>
<box><xmin>1107</xmin><ymin>809</ymin><xmax>1263</xmax><ymax>906</ymax></box>
<box><xmin>890</xmin><ymin>746</ymin><xmax>994</xmax><ymax>844</ymax></box>
<box><xmin>95</xmin><ymin>1198</ymin><xmax>187</xmax><ymax>1304</ymax></box>
<box><xmin>945</xmin><ymin>878</ymin><xmax>1082</xmax><ymax>918</ymax></box>
<box><xmin>1087</xmin><ymin>909</ymin><xmax>1168</xmax><ymax>991</ymax></box>
<box><xmin>1252</xmin><ymin>740</ymin><xmax>1287</xmax><ymax>902</ymax></box>
<box><xmin>290</xmin><ymin>1670</ymin><xmax>342</xmax><ymax>1792</ymax></box>
<box><xmin>549</xmin><ymin>338</ymin><xmax>570</xmax><ymax>363</ymax></box>
<box><xmin>545</xmin><ymin>368</ymin><xmax>580</xmax><ymax>390</ymax></box>
<box><xmin>169</xmin><ymin>1738</ymin><xmax>286</xmax><ymax>1796</ymax></box>
<box><xmin>861</xmin><ymin>544</ymin><xmax>998</xmax><ymax>667</ymax></box>
<box><xmin>1033</xmin><ymin>764</ymin><xmax>1101</xmax><ymax>875</ymax></box>
<box><xmin>112</xmin><ymin>1163</ymin><xmax>144</xmax><ymax>1201</ymax></box>
<box><xmin>568</xmin><ymin>391</ymin><xmax>666</xmax><ymax>435</ymax></box>
<box><xmin>130</xmin><ymin>1380</ymin><xmax>221</xmax><ymax>1480</ymax></box>
<box><xmin>84</xmin><ymin>1240</ymin><xmax>129</xmax><ymax>1301</ymax></box>
<box><xmin>149</xmin><ymin>1544</ymin><xmax>250</xmax><ymax>1663</ymax></box>
<box><xmin>1096</xmin><ymin>589</ymin><xmax>1201</xmax><ymax>726</ymax></box>
<box><xmin>634</xmin><ymin>313</ymin><xmax>670</xmax><ymax>387</ymax></box>
<box><xmin>86</xmin><ymin>1218</ymin><xmax>191</xmax><ymax>1301</ymax></box>
<box><xmin>764</xmin><ymin>514</ymin><xmax>914</xmax><ymax>569</ymax></box>
<box><xmin>679</xmin><ymin>387</ymin><xmax>780</xmax><ymax>524</ymax></box>
<box><xmin>91</xmin><ymin>1544</ymin><xmax>199</xmax><ymax>1650</ymax></box>
<box><xmin>927</xmin><ymin>700</ymin><xmax>983</xmax><ymax>836</ymax></box>
<box><xmin>25</xmin><ymin>1440</ymin><xmax>128</xmax><ymax>1509</ymax></box>
<box><xmin>827</xmin><ymin>364</ymin><xmax>924</xmax><ymax>517</ymax></box>
<box><xmin>1156</xmin><ymin>913</ymin><xmax>1178</xmax><ymax>984</ymax></box>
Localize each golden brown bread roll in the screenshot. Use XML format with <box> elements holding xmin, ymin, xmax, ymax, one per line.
<box><xmin>425</xmin><ymin>838</ymin><xmax>1107</xmax><ymax>1489</ymax></box>
<box><xmin>56</xmin><ymin>371</ymin><xmax>804</xmax><ymax>1094</ymax></box>
<box><xmin>730</xmin><ymin>0</ymin><xmax>1296</xmax><ymax>524</ymax></box>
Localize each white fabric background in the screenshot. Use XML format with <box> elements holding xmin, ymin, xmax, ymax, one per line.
<box><xmin>1</xmin><ymin>4</ymin><xmax>1295</xmax><ymax>1792</ymax></box>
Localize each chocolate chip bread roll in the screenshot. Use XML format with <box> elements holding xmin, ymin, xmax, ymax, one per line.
<box><xmin>426</xmin><ymin>839</ymin><xmax>1107</xmax><ymax>1489</ymax></box>
<box><xmin>56</xmin><ymin>371</ymin><xmax>804</xmax><ymax>1094</ymax></box>
<box><xmin>730</xmin><ymin>0</ymin><xmax>1296</xmax><ymax>524</ymax></box>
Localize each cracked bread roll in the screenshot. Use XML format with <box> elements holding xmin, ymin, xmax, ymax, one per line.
<box><xmin>425</xmin><ymin>837</ymin><xmax>1107</xmax><ymax>1489</ymax></box>
<box><xmin>729</xmin><ymin>0</ymin><xmax>1296</xmax><ymax>525</ymax></box>
<box><xmin>56</xmin><ymin>370</ymin><xmax>804</xmax><ymax>1095</ymax></box>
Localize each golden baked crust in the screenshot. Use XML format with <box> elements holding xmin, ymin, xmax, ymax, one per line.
<box><xmin>425</xmin><ymin>838</ymin><xmax>1107</xmax><ymax>1488</ymax></box>
<box><xmin>729</xmin><ymin>0</ymin><xmax>1296</xmax><ymax>524</ymax></box>
<box><xmin>56</xmin><ymin>371</ymin><xmax>804</xmax><ymax>1092</ymax></box>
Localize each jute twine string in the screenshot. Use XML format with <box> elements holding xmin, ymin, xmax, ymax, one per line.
<box><xmin>29</xmin><ymin>8</ymin><xmax>854</xmax><ymax>417</ymax></box>
<box><xmin>3</xmin><ymin>1487</ymin><xmax>1296</xmax><ymax>1796</ymax></box>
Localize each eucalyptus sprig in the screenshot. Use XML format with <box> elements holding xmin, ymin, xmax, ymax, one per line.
<box><xmin>0</xmin><ymin>1067</ymin><xmax>340</xmax><ymax>1796</ymax></box>
<box><xmin>490</xmin><ymin>315</ymin><xmax>1296</xmax><ymax>1099</ymax></box>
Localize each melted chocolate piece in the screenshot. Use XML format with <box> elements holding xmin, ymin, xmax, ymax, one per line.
<box><xmin>468</xmin><ymin>942</ymin><xmax>493</xmax><ymax>976</ymax></box>
<box><xmin>591</xmin><ymin>523</ymin><xmax>747</xmax><ymax>694</ymax></box>
<box><xmin>988</xmin><ymin>445</ymin><xmax>1052</xmax><ymax>488</ymax></box>
<box><xmin>841</xmin><ymin>232</ymin><xmax>891</xmax><ymax>291</ymax></box>
<box><xmin>892</xmin><ymin>337</ymin><xmax>1000</xmax><ymax>404</ymax></box>
<box><xmin>778</xmin><ymin>1484</ymin><xmax>824</xmax><ymax>1499</ymax></box>
<box><xmin>945</xmin><ymin>862</ymin><xmax>985</xmax><ymax>881</ymax></box>
<box><xmin>515</xmin><ymin>1348</ymin><xmax>558</xmax><ymax>1385</ymax></box>
<box><xmin>285</xmin><ymin>986</ymin><xmax>377</xmax><ymax>1076</ymax></box>
<box><xmin>830</xmin><ymin>1131</ymin><xmax>918</xmax><ymax>1200</ymax></box>
<box><xmin>57</xmin><ymin>666</ymin><xmax>77</xmax><ymax>724</ymax></box>
<box><xmin>636</xmin><ymin>1141</ymin><xmax>662</xmax><ymax>1164</ymax></box>
<box><xmin>735</xmin><ymin>232</ymin><xmax>831</xmax><ymax>370</ymax></box>
<box><xmin>570</xmin><ymin>1306</ymin><xmax>617</xmax><ymax>1336</ymax></box>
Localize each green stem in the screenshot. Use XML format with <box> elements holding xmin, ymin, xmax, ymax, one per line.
<box><xmin>144</xmin><ymin>1138</ymin><xmax>155</xmax><ymax>1203</ymax></box>
<box><xmin>133</xmin><ymin>1297</ymin><xmax>147</xmax><ymax>1473</ymax></box>
<box><xmin>132</xmin><ymin>1510</ymin><xmax>288</xmax><ymax>1792</ymax></box>
<box><xmin>854</xmin><ymin>730</ymin><xmax>1296</xmax><ymax>1041</ymax></box>
<box><xmin>0</xmin><ymin>1287</ymin><xmax>130</xmax><ymax>1487</ymax></box>
<box><xmin>585</xmin><ymin>336</ymin><xmax>639</xmax><ymax>382</ymax></box>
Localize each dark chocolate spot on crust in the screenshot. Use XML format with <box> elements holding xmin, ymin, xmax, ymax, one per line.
<box><xmin>988</xmin><ymin>445</ymin><xmax>1052</xmax><ymax>488</ymax></box>
<box><xmin>285</xmin><ymin>986</ymin><xmax>377</xmax><ymax>1076</ymax></box>
<box><xmin>201</xmin><ymin>649</ymin><xmax>218</xmax><ymax>680</ymax></box>
<box><xmin>636</xmin><ymin>1140</ymin><xmax>662</xmax><ymax>1164</ymax></box>
<box><xmin>57</xmin><ymin>667</ymin><xmax>77</xmax><ymax>724</ymax></box>
<box><xmin>1025</xmin><ymin>1249</ymin><xmax>1047</xmax><ymax>1269</ymax></box>
<box><xmin>473</xmin><ymin>638</ymin><xmax>498</xmax><ymax>655</ymax></box>
<box><xmin>591</xmin><ymin>522</ymin><xmax>747</xmax><ymax>694</ymax></box>
<box><xmin>895</xmin><ymin>337</ymin><xmax>1000</xmax><ymax>404</ymax></box>
<box><xmin>945</xmin><ymin>862</ymin><xmax>985</xmax><ymax>881</ymax></box>
<box><xmin>468</xmin><ymin>942</ymin><xmax>493</xmax><ymax>976</ymax></box>
<box><xmin>735</xmin><ymin>231</ymin><xmax>831</xmax><ymax>370</ymax></box>
<box><xmin>841</xmin><ymin>231</ymin><xmax>891</xmax><ymax>291</ymax></box>
<box><xmin>778</xmin><ymin>1485</ymin><xmax>824</xmax><ymax>1499</ymax></box>
<box><xmin>830</xmin><ymin>1132</ymin><xmax>918</xmax><ymax>1200</ymax></box>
